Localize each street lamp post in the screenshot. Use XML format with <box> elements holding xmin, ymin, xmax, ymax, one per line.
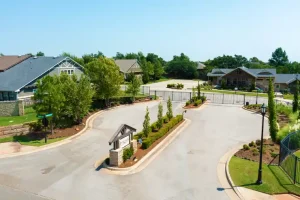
<box><xmin>256</xmin><ymin>103</ymin><xmax>267</xmax><ymax>185</ymax></box>
<box><xmin>256</xmin><ymin>89</ymin><xmax>258</xmax><ymax>105</ymax></box>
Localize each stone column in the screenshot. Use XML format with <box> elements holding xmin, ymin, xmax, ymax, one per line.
<box><xmin>109</xmin><ymin>148</ymin><xmax>123</xmax><ymax>166</ymax></box>
<box><xmin>18</xmin><ymin>100</ymin><xmax>24</xmax><ymax>116</ymax></box>
<box><xmin>130</xmin><ymin>139</ymin><xmax>137</xmax><ymax>153</ymax></box>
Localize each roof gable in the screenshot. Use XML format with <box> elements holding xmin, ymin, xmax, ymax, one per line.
<box><xmin>109</xmin><ymin>124</ymin><xmax>136</xmax><ymax>145</ymax></box>
<box><xmin>0</xmin><ymin>56</ymin><xmax>82</xmax><ymax>92</ymax></box>
<box><xmin>115</xmin><ymin>59</ymin><xmax>139</xmax><ymax>73</ymax></box>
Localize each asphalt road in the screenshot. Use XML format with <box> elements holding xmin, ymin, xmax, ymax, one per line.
<box><xmin>0</xmin><ymin>101</ymin><xmax>268</xmax><ymax>200</ymax></box>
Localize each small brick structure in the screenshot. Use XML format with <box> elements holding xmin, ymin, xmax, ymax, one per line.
<box><xmin>108</xmin><ymin>124</ymin><xmax>137</xmax><ymax>167</ymax></box>
<box><xmin>0</xmin><ymin>124</ymin><xmax>30</xmax><ymax>138</ymax></box>
<box><xmin>0</xmin><ymin>100</ymin><xmax>24</xmax><ymax>117</ymax></box>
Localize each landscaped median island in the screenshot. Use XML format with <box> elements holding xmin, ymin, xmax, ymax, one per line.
<box><xmin>105</xmin><ymin>98</ymin><xmax>185</xmax><ymax>169</ymax></box>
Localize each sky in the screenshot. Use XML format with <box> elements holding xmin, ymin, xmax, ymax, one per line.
<box><xmin>1</xmin><ymin>0</ymin><xmax>300</xmax><ymax>62</ymax></box>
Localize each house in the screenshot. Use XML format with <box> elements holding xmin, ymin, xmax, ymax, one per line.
<box><xmin>0</xmin><ymin>55</ymin><xmax>84</xmax><ymax>101</ymax></box>
<box><xmin>207</xmin><ymin>66</ymin><xmax>297</xmax><ymax>92</ymax></box>
<box><xmin>197</xmin><ymin>62</ymin><xmax>206</xmax><ymax>79</ymax></box>
<box><xmin>114</xmin><ymin>59</ymin><xmax>142</xmax><ymax>78</ymax></box>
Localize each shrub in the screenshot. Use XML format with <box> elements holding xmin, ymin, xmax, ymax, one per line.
<box><xmin>243</xmin><ymin>144</ymin><xmax>250</xmax><ymax>150</ymax></box>
<box><xmin>249</xmin><ymin>141</ymin><xmax>255</xmax><ymax>147</ymax></box>
<box><xmin>28</xmin><ymin>120</ymin><xmax>43</xmax><ymax>132</ymax></box>
<box><xmin>142</xmin><ymin>115</ymin><xmax>183</xmax><ymax>149</ymax></box>
<box><xmin>122</xmin><ymin>146</ymin><xmax>134</xmax><ymax>162</ymax></box>
<box><xmin>151</xmin><ymin>122</ymin><xmax>158</xmax><ymax>132</ymax></box>
<box><xmin>255</xmin><ymin>139</ymin><xmax>261</xmax><ymax>146</ymax></box>
<box><xmin>167</xmin><ymin>83</ymin><xmax>176</xmax><ymax>88</ymax></box>
<box><xmin>163</xmin><ymin>116</ymin><xmax>169</xmax><ymax>123</ymax></box>
<box><xmin>176</xmin><ymin>83</ymin><xmax>184</xmax><ymax>89</ymax></box>
<box><xmin>200</xmin><ymin>96</ymin><xmax>206</xmax><ymax>102</ymax></box>
<box><xmin>194</xmin><ymin>99</ymin><xmax>202</xmax><ymax>106</ymax></box>
<box><xmin>252</xmin><ymin>148</ymin><xmax>259</xmax><ymax>156</ymax></box>
<box><xmin>186</xmin><ymin>100</ymin><xmax>191</xmax><ymax>106</ymax></box>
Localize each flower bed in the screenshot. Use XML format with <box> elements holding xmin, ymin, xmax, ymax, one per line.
<box><xmin>234</xmin><ymin>138</ymin><xmax>279</xmax><ymax>165</ymax></box>
<box><xmin>184</xmin><ymin>96</ymin><xmax>206</xmax><ymax>109</ymax></box>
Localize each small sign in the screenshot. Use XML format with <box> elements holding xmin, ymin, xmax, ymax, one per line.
<box><xmin>119</xmin><ymin>136</ymin><xmax>130</xmax><ymax>148</ymax></box>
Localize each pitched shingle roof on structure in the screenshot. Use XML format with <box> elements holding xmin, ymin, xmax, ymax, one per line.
<box><xmin>0</xmin><ymin>56</ymin><xmax>66</xmax><ymax>92</ymax></box>
<box><xmin>114</xmin><ymin>59</ymin><xmax>141</xmax><ymax>73</ymax></box>
<box><xmin>0</xmin><ymin>55</ymin><xmax>31</xmax><ymax>72</ymax></box>
<box><xmin>275</xmin><ymin>74</ymin><xmax>297</xmax><ymax>84</ymax></box>
<box><xmin>207</xmin><ymin>67</ymin><xmax>276</xmax><ymax>78</ymax></box>
<box><xmin>197</xmin><ymin>62</ymin><xmax>206</xmax><ymax>70</ymax></box>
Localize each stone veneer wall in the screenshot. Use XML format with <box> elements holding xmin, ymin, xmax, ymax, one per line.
<box><xmin>0</xmin><ymin>100</ymin><xmax>24</xmax><ymax>117</ymax></box>
<box><xmin>109</xmin><ymin>140</ymin><xmax>138</xmax><ymax>167</ymax></box>
<box><xmin>0</xmin><ymin>124</ymin><xmax>30</xmax><ymax>138</ymax></box>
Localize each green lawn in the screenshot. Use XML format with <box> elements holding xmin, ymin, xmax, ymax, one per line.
<box><xmin>0</xmin><ymin>107</ymin><xmax>37</xmax><ymax>127</ymax></box>
<box><xmin>283</xmin><ymin>94</ymin><xmax>294</xmax><ymax>100</ymax></box>
<box><xmin>229</xmin><ymin>156</ymin><xmax>300</xmax><ymax>195</ymax></box>
<box><xmin>0</xmin><ymin>135</ymin><xmax>66</xmax><ymax>147</ymax></box>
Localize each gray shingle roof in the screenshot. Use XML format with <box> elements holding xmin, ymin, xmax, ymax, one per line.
<box><xmin>115</xmin><ymin>59</ymin><xmax>141</xmax><ymax>73</ymax></box>
<box><xmin>208</xmin><ymin>67</ymin><xmax>276</xmax><ymax>78</ymax></box>
<box><xmin>0</xmin><ymin>56</ymin><xmax>66</xmax><ymax>92</ymax></box>
<box><xmin>275</xmin><ymin>74</ymin><xmax>297</xmax><ymax>84</ymax></box>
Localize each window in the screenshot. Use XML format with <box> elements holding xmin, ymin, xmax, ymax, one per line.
<box><xmin>60</xmin><ymin>69</ymin><xmax>74</xmax><ymax>75</ymax></box>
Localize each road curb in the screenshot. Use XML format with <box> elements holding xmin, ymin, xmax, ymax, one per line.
<box><xmin>97</xmin><ymin>118</ymin><xmax>191</xmax><ymax>175</ymax></box>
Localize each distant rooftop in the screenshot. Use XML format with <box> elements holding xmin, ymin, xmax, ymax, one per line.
<box><xmin>0</xmin><ymin>55</ymin><xmax>31</xmax><ymax>72</ymax></box>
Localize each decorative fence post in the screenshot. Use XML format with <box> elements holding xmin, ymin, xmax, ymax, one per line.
<box><xmin>172</xmin><ymin>91</ymin><xmax>174</xmax><ymax>101</ymax></box>
<box><xmin>155</xmin><ymin>90</ymin><xmax>157</xmax><ymax>100</ymax></box>
<box><xmin>294</xmin><ymin>156</ymin><xmax>298</xmax><ymax>184</ymax></box>
<box><xmin>222</xmin><ymin>93</ymin><xmax>224</xmax><ymax>104</ymax></box>
<box><xmin>190</xmin><ymin>92</ymin><xmax>192</xmax><ymax>101</ymax></box>
<box><xmin>243</xmin><ymin>94</ymin><xmax>246</xmax><ymax>105</ymax></box>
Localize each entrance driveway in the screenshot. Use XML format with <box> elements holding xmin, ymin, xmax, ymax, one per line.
<box><xmin>145</xmin><ymin>79</ymin><xmax>205</xmax><ymax>91</ymax></box>
<box><xmin>0</xmin><ymin>102</ymin><xmax>268</xmax><ymax>200</ymax></box>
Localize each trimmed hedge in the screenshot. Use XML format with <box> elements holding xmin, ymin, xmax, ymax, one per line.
<box><xmin>142</xmin><ymin>115</ymin><xmax>183</xmax><ymax>149</ymax></box>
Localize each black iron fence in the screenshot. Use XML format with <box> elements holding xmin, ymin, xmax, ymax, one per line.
<box><xmin>279</xmin><ymin>131</ymin><xmax>300</xmax><ymax>184</ymax></box>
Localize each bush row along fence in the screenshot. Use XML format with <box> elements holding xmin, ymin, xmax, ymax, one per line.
<box><xmin>279</xmin><ymin>131</ymin><xmax>300</xmax><ymax>184</ymax></box>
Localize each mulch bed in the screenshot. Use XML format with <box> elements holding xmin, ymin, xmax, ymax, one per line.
<box><xmin>118</xmin><ymin>119</ymin><xmax>185</xmax><ymax>168</ymax></box>
<box><xmin>29</xmin><ymin>110</ymin><xmax>100</xmax><ymax>140</ymax></box>
<box><xmin>234</xmin><ymin>138</ymin><xmax>280</xmax><ymax>165</ymax></box>
<box><xmin>243</xmin><ymin>107</ymin><xmax>289</xmax><ymax>128</ymax></box>
<box><xmin>183</xmin><ymin>101</ymin><xmax>206</xmax><ymax>109</ymax></box>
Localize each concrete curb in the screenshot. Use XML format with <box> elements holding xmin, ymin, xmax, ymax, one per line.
<box><xmin>0</xmin><ymin>109</ymin><xmax>105</xmax><ymax>159</ymax></box>
<box><xmin>224</xmin><ymin>146</ymin><xmax>245</xmax><ymax>200</ymax></box>
<box><xmin>98</xmin><ymin>118</ymin><xmax>191</xmax><ymax>175</ymax></box>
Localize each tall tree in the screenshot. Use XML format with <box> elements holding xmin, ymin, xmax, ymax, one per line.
<box><xmin>85</xmin><ymin>57</ymin><xmax>123</xmax><ymax>106</ymax></box>
<box><xmin>153</xmin><ymin>59</ymin><xmax>164</xmax><ymax>80</ymax></box>
<box><xmin>293</xmin><ymin>78</ymin><xmax>299</xmax><ymax>113</ymax></box>
<box><xmin>268</xmin><ymin>78</ymin><xmax>278</xmax><ymax>142</ymax></box>
<box><xmin>114</xmin><ymin>52</ymin><xmax>125</xmax><ymax>59</ymax></box>
<box><xmin>166</xmin><ymin>97</ymin><xmax>173</xmax><ymax>120</ymax></box>
<box><xmin>166</xmin><ymin>53</ymin><xmax>197</xmax><ymax>79</ymax></box>
<box><xmin>36</xmin><ymin>51</ymin><xmax>45</xmax><ymax>56</ymax></box>
<box><xmin>0</xmin><ymin>53</ymin><xmax>3</xmax><ymax>56</ymax></box>
<box><xmin>157</xmin><ymin>102</ymin><xmax>163</xmax><ymax>129</ymax></box>
<box><xmin>143</xmin><ymin>107</ymin><xmax>151</xmax><ymax>137</ymax></box>
<box><xmin>269</xmin><ymin>47</ymin><xmax>289</xmax><ymax>67</ymax></box>
<box><xmin>197</xmin><ymin>81</ymin><xmax>201</xmax><ymax>99</ymax></box>
<box><xmin>33</xmin><ymin>75</ymin><xmax>65</xmax><ymax>125</ymax></box>
<box><xmin>127</xmin><ymin>75</ymin><xmax>142</xmax><ymax>101</ymax></box>
<box><xmin>234</xmin><ymin>55</ymin><xmax>248</xmax><ymax>67</ymax></box>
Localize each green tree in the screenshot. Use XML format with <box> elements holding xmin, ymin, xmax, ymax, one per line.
<box><xmin>153</xmin><ymin>59</ymin><xmax>164</xmax><ymax>80</ymax></box>
<box><xmin>197</xmin><ymin>81</ymin><xmax>201</xmax><ymax>99</ymax></box>
<box><xmin>33</xmin><ymin>75</ymin><xmax>65</xmax><ymax>126</ymax></box>
<box><xmin>143</xmin><ymin>107</ymin><xmax>151</xmax><ymax>137</ymax></box>
<box><xmin>166</xmin><ymin>53</ymin><xmax>197</xmax><ymax>79</ymax></box>
<box><xmin>293</xmin><ymin>79</ymin><xmax>299</xmax><ymax>113</ymax></box>
<box><xmin>85</xmin><ymin>57</ymin><xmax>123</xmax><ymax>106</ymax></box>
<box><xmin>0</xmin><ymin>53</ymin><xmax>3</xmax><ymax>56</ymax></box>
<box><xmin>192</xmin><ymin>86</ymin><xmax>196</xmax><ymax>101</ymax></box>
<box><xmin>234</xmin><ymin>54</ymin><xmax>248</xmax><ymax>67</ymax></box>
<box><xmin>114</xmin><ymin>52</ymin><xmax>125</xmax><ymax>59</ymax></box>
<box><xmin>268</xmin><ymin>78</ymin><xmax>278</xmax><ymax>142</ymax></box>
<box><xmin>157</xmin><ymin>102</ymin><xmax>163</xmax><ymax>129</ymax></box>
<box><xmin>63</xmin><ymin>74</ymin><xmax>94</xmax><ymax>124</ymax></box>
<box><xmin>127</xmin><ymin>75</ymin><xmax>142</xmax><ymax>101</ymax></box>
<box><xmin>36</xmin><ymin>51</ymin><xmax>44</xmax><ymax>56</ymax></box>
<box><xmin>269</xmin><ymin>47</ymin><xmax>289</xmax><ymax>67</ymax></box>
<box><xmin>166</xmin><ymin>97</ymin><xmax>173</xmax><ymax>120</ymax></box>
<box><xmin>141</xmin><ymin>61</ymin><xmax>154</xmax><ymax>84</ymax></box>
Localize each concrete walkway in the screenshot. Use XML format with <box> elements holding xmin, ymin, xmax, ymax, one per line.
<box><xmin>0</xmin><ymin>142</ymin><xmax>37</xmax><ymax>155</ymax></box>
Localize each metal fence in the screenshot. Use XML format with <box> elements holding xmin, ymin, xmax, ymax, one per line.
<box><xmin>279</xmin><ymin>131</ymin><xmax>300</xmax><ymax>184</ymax></box>
<box><xmin>120</xmin><ymin>85</ymin><xmax>150</xmax><ymax>95</ymax></box>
